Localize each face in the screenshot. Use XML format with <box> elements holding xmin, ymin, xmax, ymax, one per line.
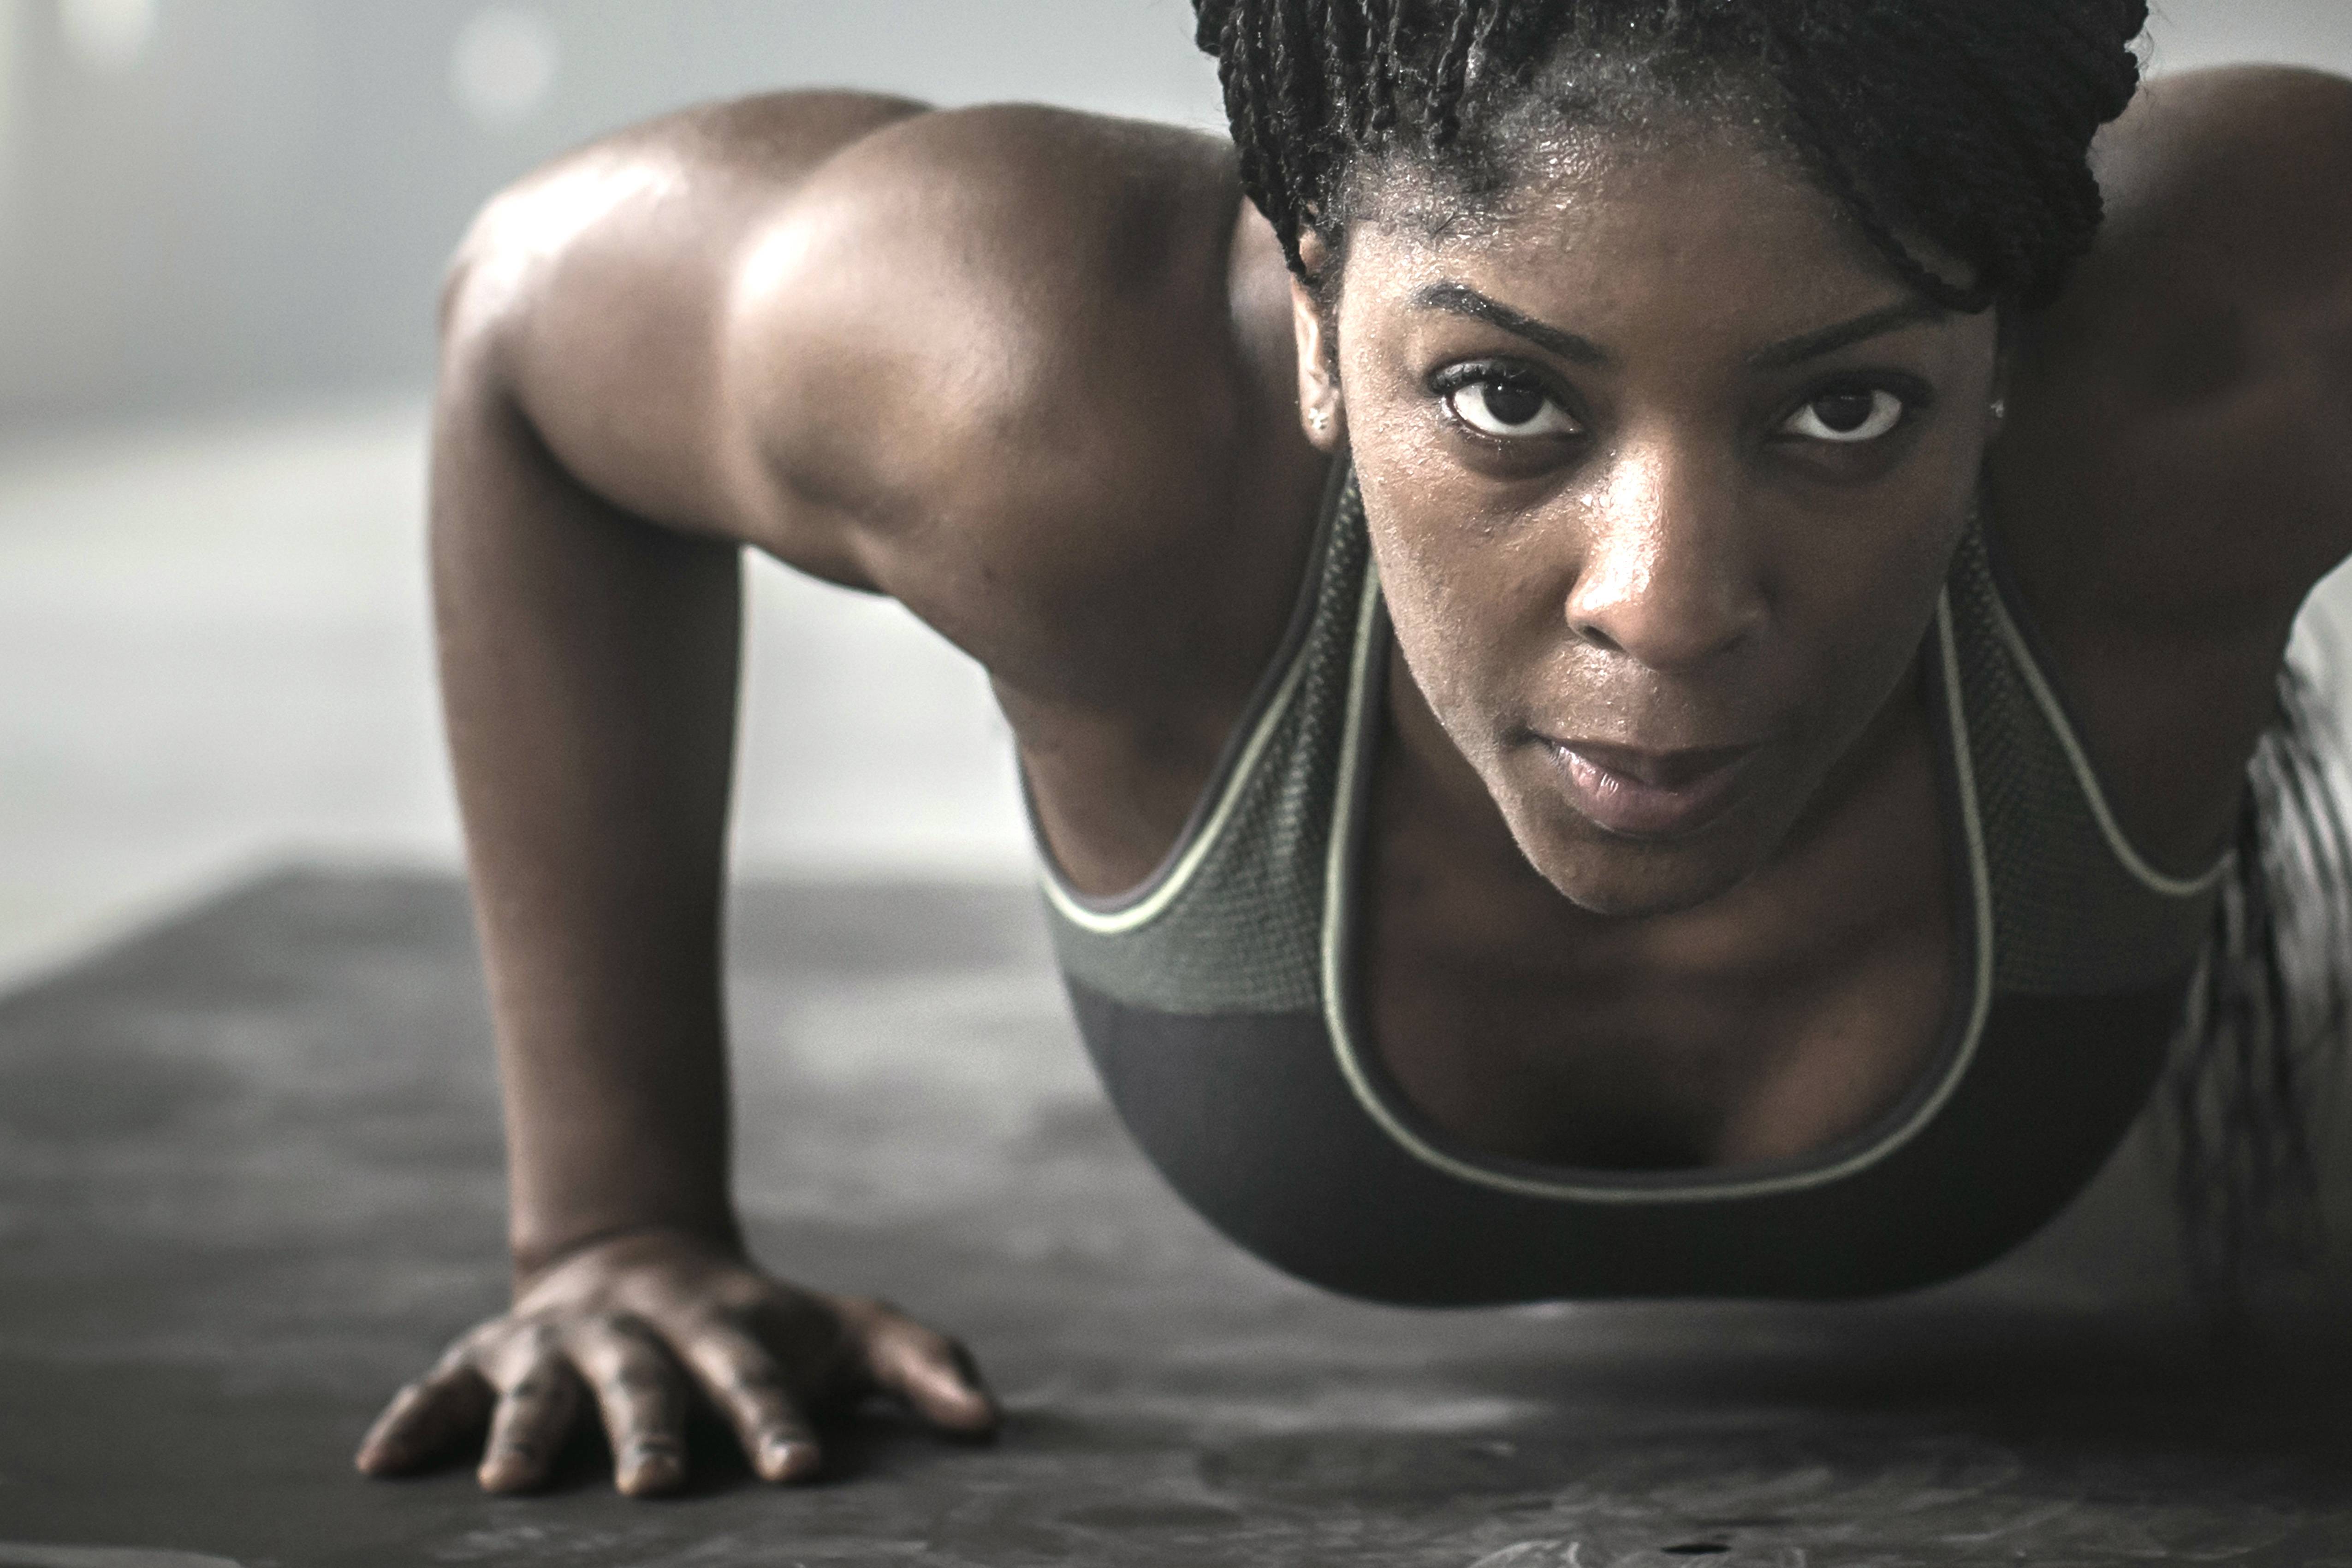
<box><xmin>1293</xmin><ymin>121</ymin><xmax>2004</xmax><ymax>917</ymax></box>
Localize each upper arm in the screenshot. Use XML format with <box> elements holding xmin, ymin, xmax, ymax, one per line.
<box><xmin>1980</xmin><ymin>66</ymin><xmax>2352</xmax><ymax>865</ymax></box>
<box><xmin>442</xmin><ymin>99</ymin><xmax>1278</xmax><ymax>700</ymax></box>
<box><xmin>717</xmin><ymin>107</ymin><xmax>1259</xmax><ymax>685</ymax></box>
<box><xmin>440</xmin><ymin>93</ymin><xmax>932</xmax><ymax>553</ymax></box>
<box><xmin>1993</xmin><ymin>65</ymin><xmax>2352</xmax><ymax>631</ymax></box>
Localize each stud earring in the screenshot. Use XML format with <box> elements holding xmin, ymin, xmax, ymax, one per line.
<box><xmin>1310</xmin><ymin>407</ymin><xmax>1330</xmax><ymax>434</ymax></box>
<box><xmin>1990</xmin><ymin>397</ymin><xmax>2008</xmax><ymax>422</ymax></box>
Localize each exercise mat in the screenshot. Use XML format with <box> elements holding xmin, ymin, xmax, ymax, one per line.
<box><xmin>1</xmin><ymin>869</ymin><xmax>2348</xmax><ymax>1566</ymax></box>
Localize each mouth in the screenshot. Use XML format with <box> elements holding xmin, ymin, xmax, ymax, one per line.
<box><xmin>1540</xmin><ymin>736</ymin><xmax>1763</xmax><ymax>839</ymax></box>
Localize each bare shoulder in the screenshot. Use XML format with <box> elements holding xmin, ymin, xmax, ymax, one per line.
<box><xmin>730</xmin><ymin>104</ymin><xmax>1323</xmax><ymax>707</ymax></box>
<box><xmin>724</xmin><ymin>106</ymin><xmax>1266</xmax><ymax>623</ymax></box>
<box><xmin>2097</xmin><ymin>62</ymin><xmax>2352</xmax><ymax>264</ymax></box>
<box><xmin>1994</xmin><ymin>64</ymin><xmax>2352</xmax><ymax>624</ymax></box>
<box><xmin>1985</xmin><ymin>65</ymin><xmax>2352</xmax><ymax>866</ymax></box>
<box><xmin>447</xmin><ymin>95</ymin><xmax>1316</xmax><ymax>707</ymax></box>
<box><xmin>444</xmin><ymin>92</ymin><xmax>930</xmax><ymax>536</ymax></box>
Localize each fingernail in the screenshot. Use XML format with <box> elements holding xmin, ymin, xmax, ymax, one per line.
<box><xmin>760</xmin><ymin>1436</ymin><xmax>818</xmax><ymax>1481</ymax></box>
<box><xmin>478</xmin><ymin>1448</ymin><xmax>532</xmax><ymax>1490</ymax></box>
<box><xmin>620</xmin><ymin>1445</ymin><xmax>683</xmax><ymax>1495</ymax></box>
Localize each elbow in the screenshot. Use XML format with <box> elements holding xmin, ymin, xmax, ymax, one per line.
<box><xmin>437</xmin><ymin>182</ymin><xmax>537</xmax><ymax>372</ymax></box>
<box><xmin>434</xmin><ymin>181</ymin><xmax>568</xmax><ymax>432</ymax></box>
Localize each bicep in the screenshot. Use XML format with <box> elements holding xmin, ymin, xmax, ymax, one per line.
<box><xmin>451</xmin><ymin>98</ymin><xmax>1265</xmax><ymax>697</ymax></box>
<box><xmin>2129</xmin><ymin>66</ymin><xmax>2352</xmax><ymax>605</ymax></box>
<box><xmin>714</xmin><ymin>108</ymin><xmax>1259</xmax><ymax>682</ymax></box>
<box><xmin>1995</xmin><ymin>66</ymin><xmax>2352</xmax><ymax>635</ymax></box>
<box><xmin>440</xmin><ymin>92</ymin><xmax>931</xmax><ymax>555</ymax></box>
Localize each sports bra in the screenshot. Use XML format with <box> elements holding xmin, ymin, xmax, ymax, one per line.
<box><xmin>1029</xmin><ymin>463</ymin><xmax>2228</xmax><ymax>1304</ymax></box>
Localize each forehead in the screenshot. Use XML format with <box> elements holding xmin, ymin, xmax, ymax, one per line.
<box><xmin>1348</xmin><ymin>122</ymin><xmax>1907</xmax><ymax>341</ymax></box>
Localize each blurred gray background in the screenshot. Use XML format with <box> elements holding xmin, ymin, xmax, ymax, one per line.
<box><xmin>0</xmin><ymin>0</ymin><xmax>2347</xmax><ymax>983</ymax></box>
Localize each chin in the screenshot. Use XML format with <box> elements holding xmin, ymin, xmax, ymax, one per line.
<box><xmin>1502</xmin><ymin>793</ymin><xmax>1777</xmax><ymax>918</ymax></box>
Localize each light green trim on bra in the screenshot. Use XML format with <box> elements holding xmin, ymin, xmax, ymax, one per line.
<box><xmin>1037</xmin><ymin>635</ymin><xmax>1320</xmax><ymax>936</ymax></box>
<box><xmin>1318</xmin><ymin>577</ymin><xmax>1999</xmax><ymax>1205</ymax></box>
<box><xmin>1981</xmin><ymin>588</ymin><xmax>2231</xmax><ymax>899</ymax></box>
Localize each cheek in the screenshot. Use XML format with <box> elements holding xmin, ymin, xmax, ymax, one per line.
<box><xmin>1810</xmin><ymin>522</ymin><xmax>1950</xmax><ymax>642</ymax></box>
<box><xmin>1364</xmin><ymin>506</ymin><xmax>1480</xmax><ymax>707</ymax></box>
<box><xmin>1333</xmin><ymin>318</ymin><xmax>1525</xmax><ymax>688</ymax></box>
<box><xmin>1767</xmin><ymin>504</ymin><xmax>1970</xmax><ymax>760</ymax></box>
<box><xmin>1355</xmin><ymin>463</ymin><xmax>1565</xmax><ymax>761</ymax></box>
<box><xmin>1805</xmin><ymin>459</ymin><xmax>1978</xmax><ymax>649</ymax></box>
<box><xmin>1745</xmin><ymin>410</ymin><xmax>1985</xmax><ymax>688</ymax></box>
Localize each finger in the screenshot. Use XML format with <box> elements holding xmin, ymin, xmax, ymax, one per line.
<box><xmin>858</xmin><ymin>1312</ymin><xmax>999</xmax><ymax>1436</ymax></box>
<box><xmin>565</xmin><ymin>1315</ymin><xmax>689</xmax><ymax>1497</ymax></box>
<box><xmin>356</xmin><ymin>1354</ymin><xmax>497</xmax><ymax>1475</ymax></box>
<box><xmin>476</xmin><ymin>1342</ymin><xmax>586</xmax><ymax>1493</ymax></box>
<box><xmin>672</xmin><ymin>1316</ymin><xmax>823</xmax><ymax>1484</ymax></box>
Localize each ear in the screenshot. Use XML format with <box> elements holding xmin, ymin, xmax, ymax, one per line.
<box><xmin>1985</xmin><ymin>335</ymin><xmax>2015</xmax><ymax>445</ymax></box>
<box><xmin>1290</xmin><ymin>232</ymin><xmax>1346</xmax><ymax>453</ymax></box>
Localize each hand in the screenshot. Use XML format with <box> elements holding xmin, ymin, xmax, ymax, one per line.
<box><xmin>353</xmin><ymin>1229</ymin><xmax>998</xmax><ymax>1497</ymax></box>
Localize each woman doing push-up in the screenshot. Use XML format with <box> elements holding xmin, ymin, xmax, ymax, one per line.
<box><xmin>356</xmin><ymin>0</ymin><xmax>2352</xmax><ymax>1500</ymax></box>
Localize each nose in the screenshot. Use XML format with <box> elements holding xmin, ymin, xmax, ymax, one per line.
<box><xmin>1562</xmin><ymin>438</ymin><xmax>1767</xmax><ymax>672</ymax></box>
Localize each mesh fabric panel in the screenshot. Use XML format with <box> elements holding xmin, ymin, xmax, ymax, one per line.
<box><xmin>1945</xmin><ymin>526</ymin><xmax>2218</xmax><ymax>995</ymax></box>
<box><xmin>1043</xmin><ymin>481</ymin><xmax>1371</xmax><ymax>1015</ymax></box>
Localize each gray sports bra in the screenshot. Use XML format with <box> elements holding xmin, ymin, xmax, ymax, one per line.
<box><xmin>1031</xmin><ymin>463</ymin><xmax>2226</xmax><ymax>1304</ymax></box>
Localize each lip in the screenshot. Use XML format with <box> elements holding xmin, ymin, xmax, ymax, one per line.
<box><xmin>1542</xmin><ymin>737</ymin><xmax>1763</xmax><ymax>839</ymax></box>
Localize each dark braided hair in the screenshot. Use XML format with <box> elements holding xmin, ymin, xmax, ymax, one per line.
<box><xmin>1193</xmin><ymin>0</ymin><xmax>2149</xmax><ymax>312</ymax></box>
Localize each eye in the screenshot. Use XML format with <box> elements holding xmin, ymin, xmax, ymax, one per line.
<box><xmin>1444</xmin><ymin>372</ymin><xmax>1581</xmax><ymax>440</ymax></box>
<box><xmin>1780</xmin><ymin>387</ymin><xmax>1907</xmax><ymax>444</ymax></box>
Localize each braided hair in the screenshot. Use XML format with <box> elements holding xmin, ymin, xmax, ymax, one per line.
<box><xmin>1193</xmin><ymin>0</ymin><xmax>2150</xmax><ymax>312</ymax></box>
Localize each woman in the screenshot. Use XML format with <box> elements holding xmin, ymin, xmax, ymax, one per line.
<box><xmin>355</xmin><ymin>0</ymin><xmax>2352</xmax><ymax>1500</ymax></box>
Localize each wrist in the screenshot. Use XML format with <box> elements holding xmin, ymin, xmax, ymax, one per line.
<box><xmin>509</xmin><ymin>1213</ymin><xmax>745</xmax><ymax>1291</ymax></box>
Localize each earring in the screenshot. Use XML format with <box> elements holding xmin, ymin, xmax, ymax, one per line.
<box><xmin>1310</xmin><ymin>407</ymin><xmax>1330</xmax><ymax>435</ymax></box>
<box><xmin>1990</xmin><ymin>397</ymin><xmax>2008</xmax><ymax>422</ymax></box>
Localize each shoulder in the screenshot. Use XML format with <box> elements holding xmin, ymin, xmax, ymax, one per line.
<box><xmin>440</xmin><ymin>91</ymin><xmax>937</xmax><ymax>552</ymax></box>
<box><xmin>754</xmin><ymin>104</ymin><xmax>1241</xmax><ymax>292</ymax></box>
<box><xmin>445</xmin><ymin>98</ymin><xmax>1321</xmax><ymax>706</ymax></box>
<box><xmin>1995</xmin><ymin>65</ymin><xmax>2352</xmax><ymax>622</ymax></box>
<box><xmin>723</xmin><ymin>105</ymin><xmax>1322</xmax><ymax>704</ymax></box>
<box><xmin>2083</xmin><ymin>65</ymin><xmax>2352</xmax><ymax>510</ymax></box>
<box><xmin>722</xmin><ymin>105</ymin><xmax>1253</xmax><ymax>587</ymax></box>
<box><xmin>2096</xmin><ymin>64</ymin><xmax>2352</xmax><ymax>267</ymax></box>
<box><xmin>1984</xmin><ymin>65</ymin><xmax>2352</xmax><ymax>868</ymax></box>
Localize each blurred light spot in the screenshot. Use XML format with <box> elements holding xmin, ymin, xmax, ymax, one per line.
<box><xmin>58</xmin><ymin>0</ymin><xmax>155</xmax><ymax>74</ymax></box>
<box><xmin>451</xmin><ymin>6</ymin><xmax>557</xmax><ymax>129</ymax></box>
<box><xmin>1</xmin><ymin>2</ymin><xmax>21</xmax><ymax>174</ymax></box>
<box><xmin>462</xmin><ymin>160</ymin><xmax>680</xmax><ymax>319</ymax></box>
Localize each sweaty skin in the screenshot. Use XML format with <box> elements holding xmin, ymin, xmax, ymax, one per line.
<box><xmin>356</xmin><ymin>70</ymin><xmax>2352</xmax><ymax>1494</ymax></box>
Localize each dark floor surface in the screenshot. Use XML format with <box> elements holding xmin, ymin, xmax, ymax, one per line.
<box><xmin>3</xmin><ymin>870</ymin><xmax>2352</xmax><ymax>1566</ymax></box>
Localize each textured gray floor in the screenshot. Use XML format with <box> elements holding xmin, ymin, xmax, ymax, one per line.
<box><xmin>4</xmin><ymin>871</ymin><xmax>2352</xmax><ymax>1565</ymax></box>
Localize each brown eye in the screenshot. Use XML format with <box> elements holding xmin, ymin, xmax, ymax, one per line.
<box><xmin>1446</xmin><ymin>376</ymin><xmax>1579</xmax><ymax>439</ymax></box>
<box><xmin>1812</xmin><ymin>392</ymin><xmax>1877</xmax><ymax>432</ymax></box>
<box><xmin>1782</xmin><ymin>388</ymin><xmax>1905</xmax><ymax>444</ymax></box>
<box><xmin>1481</xmin><ymin>383</ymin><xmax>1546</xmax><ymax>425</ymax></box>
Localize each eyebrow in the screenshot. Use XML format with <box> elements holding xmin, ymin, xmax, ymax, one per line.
<box><xmin>1745</xmin><ymin>298</ymin><xmax>1951</xmax><ymax>369</ymax></box>
<box><xmin>1411</xmin><ymin>283</ymin><xmax>1611</xmax><ymax>366</ymax></box>
<box><xmin>1409</xmin><ymin>282</ymin><xmax>1950</xmax><ymax>373</ymax></box>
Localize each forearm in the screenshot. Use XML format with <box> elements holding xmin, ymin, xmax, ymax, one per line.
<box><xmin>431</xmin><ymin>362</ymin><xmax>745</xmax><ymax>1280</ymax></box>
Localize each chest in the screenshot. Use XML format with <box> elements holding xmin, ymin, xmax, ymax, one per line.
<box><xmin>1361</xmin><ymin>675</ymin><xmax>1956</xmax><ymax>1173</ymax></box>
